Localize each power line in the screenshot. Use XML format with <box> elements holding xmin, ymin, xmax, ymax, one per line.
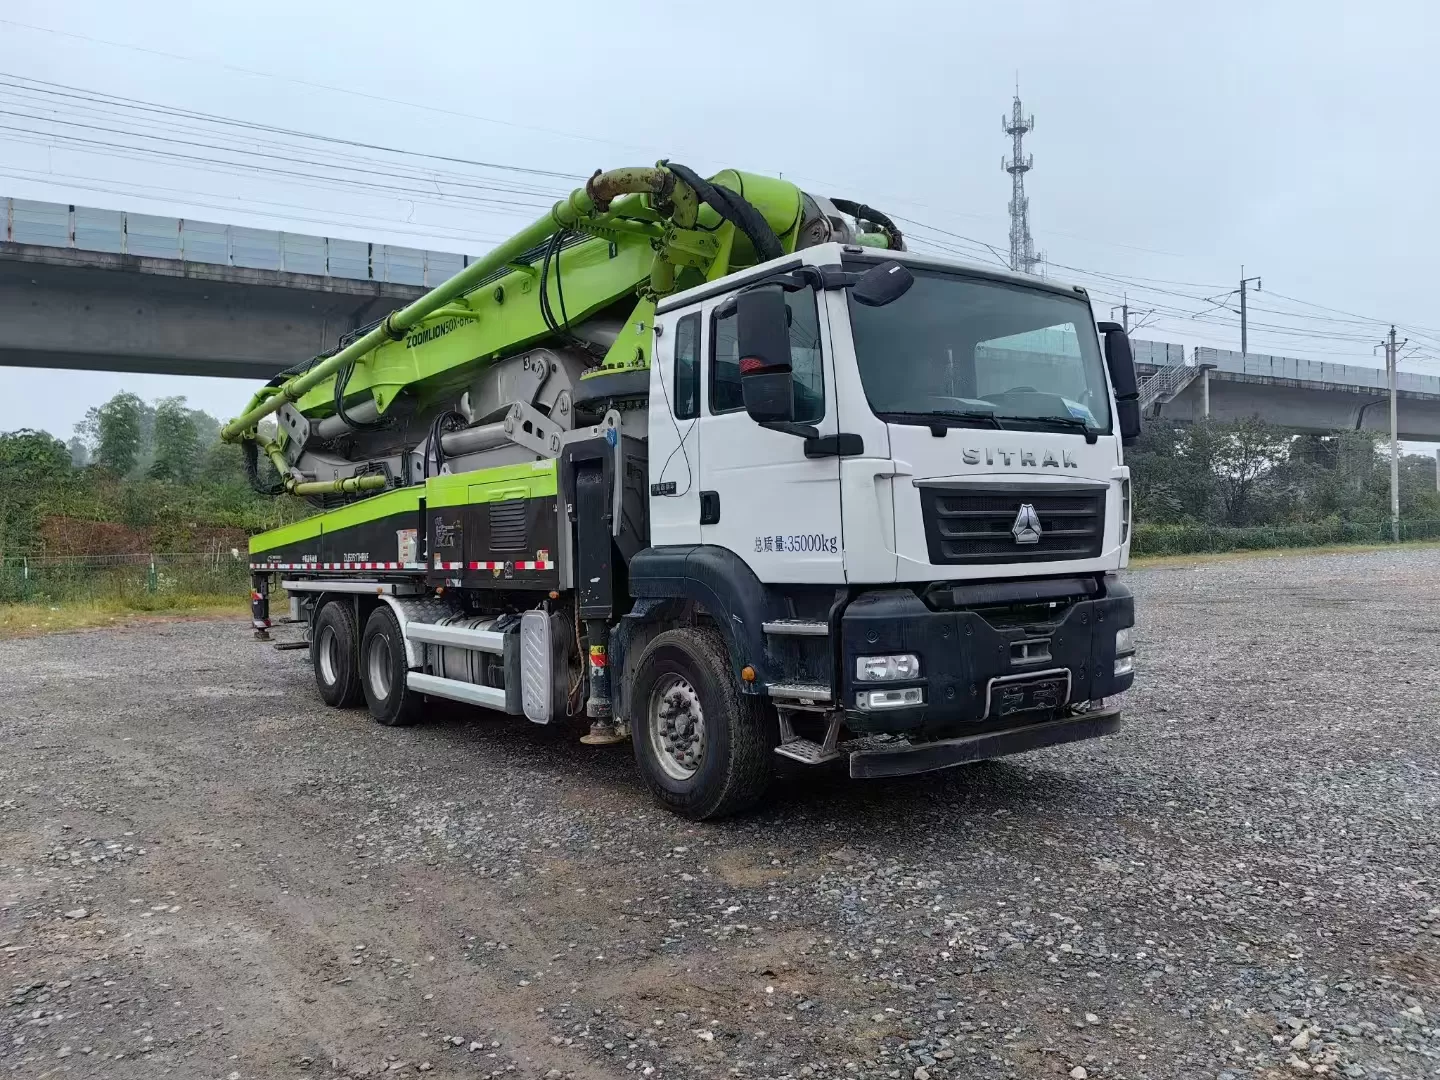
<box><xmin>0</xmin><ymin>124</ymin><xmax>563</xmax><ymax>219</ymax></box>
<box><xmin>0</xmin><ymin>165</ymin><xmax>515</xmax><ymax>248</ymax></box>
<box><xmin>0</xmin><ymin>18</ymin><xmax>651</xmax><ymax>154</ymax></box>
<box><xmin>0</xmin><ymin>72</ymin><xmax>587</xmax><ymax>182</ymax></box>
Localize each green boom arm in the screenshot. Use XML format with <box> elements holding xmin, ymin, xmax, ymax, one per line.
<box><xmin>221</xmin><ymin>167</ymin><xmax>681</xmax><ymax>443</ymax></box>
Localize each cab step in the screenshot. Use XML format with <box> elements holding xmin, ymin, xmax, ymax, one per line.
<box><xmin>774</xmin><ymin>711</ymin><xmax>842</xmax><ymax>765</ymax></box>
<box><xmin>767</xmin><ymin>682</ymin><xmax>833</xmax><ymax>704</ymax></box>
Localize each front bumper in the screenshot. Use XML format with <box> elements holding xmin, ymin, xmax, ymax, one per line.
<box><xmin>849</xmin><ymin>707</ymin><xmax>1122</xmax><ymax>778</ymax></box>
<box><xmin>839</xmin><ymin>576</ymin><xmax>1134</xmax><ymax>738</ymax></box>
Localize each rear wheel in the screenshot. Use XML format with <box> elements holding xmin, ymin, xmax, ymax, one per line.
<box><xmin>361</xmin><ymin>606</ymin><xmax>423</xmax><ymax>727</ymax></box>
<box><xmin>630</xmin><ymin>626</ymin><xmax>773</xmax><ymax>819</ymax></box>
<box><xmin>312</xmin><ymin>601</ymin><xmax>363</xmax><ymax>708</ymax></box>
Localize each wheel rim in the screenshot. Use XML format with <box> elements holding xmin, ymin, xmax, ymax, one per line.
<box><xmin>367</xmin><ymin>635</ymin><xmax>392</xmax><ymax>700</ymax></box>
<box><xmin>648</xmin><ymin>672</ymin><xmax>706</xmax><ymax>781</ymax></box>
<box><xmin>317</xmin><ymin>624</ymin><xmax>338</xmax><ymax>685</ymax></box>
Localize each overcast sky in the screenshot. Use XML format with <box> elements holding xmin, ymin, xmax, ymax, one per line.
<box><xmin>2</xmin><ymin>0</ymin><xmax>1438</xmax><ymax>443</ymax></box>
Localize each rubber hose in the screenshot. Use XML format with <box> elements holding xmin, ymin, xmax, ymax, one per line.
<box><xmin>830</xmin><ymin>197</ymin><xmax>905</xmax><ymax>251</ymax></box>
<box><xmin>663</xmin><ymin>162</ymin><xmax>785</xmax><ymax>263</ymax></box>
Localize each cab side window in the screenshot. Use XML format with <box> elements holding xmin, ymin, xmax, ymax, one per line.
<box><xmin>672</xmin><ymin>313</ymin><xmax>700</xmax><ymax>420</ymax></box>
<box><xmin>710</xmin><ymin>288</ymin><xmax>824</xmax><ymax>422</ymax></box>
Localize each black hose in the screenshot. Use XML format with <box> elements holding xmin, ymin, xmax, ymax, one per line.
<box><xmin>242</xmin><ymin>438</ymin><xmax>287</xmax><ymax>496</ymax></box>
<box><xmin>662</xmin><ymin>162</ymin><xmax>785</xmax><ymax>262</ymax></box>
<box><xmin>829</xmin><ymin>197</ymin><xmax>905</xmax><ymax>251</ymax></box>
<box><xmin>539</xmin><ymin>229</ymin><xmax>603</xmax><ymax>360</ymax></box>
<box><xmin>423</xmin><ymin>409</ymin><xmax>469</xmax><ymax>479</ymax></box>
<box><xmin>331</xmin><ymin>355</ymin><xmax>389</xmax><ymax>431</ymax></box>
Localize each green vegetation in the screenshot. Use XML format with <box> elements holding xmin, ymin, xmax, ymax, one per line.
<box><xmin>0</xmin><ymin>393</ymin><xmax>306</xmax><ymax>562</ymax></box>
<box><xmin>5</xmin><ymin>394</ymin><xmax>1440</xmax><ymax>603</ymax></box>
<box><xmin>1126</xmin><ymin>417</ymin><xmax>1440</xmax><ymax>555</ymax></box>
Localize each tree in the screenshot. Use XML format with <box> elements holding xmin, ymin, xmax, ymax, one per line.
<box><xmin>149</xmin><ymin>396</ymin><xmax>201</xmax><ymax>483</ymax></box>
<box><xmin>66</xmin><ymin>436</ymin><xmax>89</xmax><ymax>468</ymax></box>
<box><xmin>1200</xmin><ymin>417</ymin><xmax>1294</xmax><ymax>526</ymax></box>
<box><xmin>0</xmin><ymin>429</ymin><xmax>73</xmax><ymax>558</ymax></box>
<box><xmin>95</xmin><ymin>392</ymin><xmax>146</xmax><ymax>475</ymax></box>
<box><xmin>1128</xmin><ymin>422</ymin><xmax>1216</xmax><ymax>524</ymax></box>
<box><xmin>0</xmin><ymin>428</ymin><xmax>72</xmax><ymax>476</ymax></box>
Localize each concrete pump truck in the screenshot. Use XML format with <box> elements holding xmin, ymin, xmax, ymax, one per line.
<box><xmin>227</xmin><ymin>163</ymin><xmax>1140</xmax><ymax>819</ymax></box>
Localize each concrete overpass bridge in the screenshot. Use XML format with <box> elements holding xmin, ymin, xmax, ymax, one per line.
<box><xmin>1134</xmin><ymin>341</ymin><xmax>1440</xmax><ymax>443</ymax></box>
<box><xmin>6</xmin><ymin>195</ymin><xmax>1440</xmax><ymax>441</ymax></box>
<box><xmin>1</xmin><ymin>196</ymin><xmax>463</xmax><ymax>380</ymax></box>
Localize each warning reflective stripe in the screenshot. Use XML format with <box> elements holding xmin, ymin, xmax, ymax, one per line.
<box><xmin>465</xmin><ymin>560</ymin><xmax>555</xmax><ymax>571</ymax></box>
<box><xmin>250</xmin><ymin>561</ymin><xmax>415</xmax><ymax>571</ymax></box>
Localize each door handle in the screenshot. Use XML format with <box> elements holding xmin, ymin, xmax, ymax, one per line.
<box><xmin>804</xmin><ymin>433</ymin><xmax>865</xmax><ymax>458</ymax></box>
<box><xmin>699</xmin><ymin>490</ymin><xmax>721</xmax><ymax>524</ymax></box>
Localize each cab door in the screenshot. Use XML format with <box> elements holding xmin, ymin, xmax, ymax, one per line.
<box><xmin>694</xmin><ymin>283</ymin><xmax>844</xmax><ymax>584</ymax></box>
<box><xmin>647</xmin><ymin>307</ymin><xmax>703</xmax><ymax>546</ymax></box>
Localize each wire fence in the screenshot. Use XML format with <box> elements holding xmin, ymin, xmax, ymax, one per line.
<box><xmin>1132</xmin><ymin>519</ymin><xmax>1440</xmax><ymax>556</ymax></box>
<box><xmin>0</xmin><ymin>552</ymin><xmax>250</xmax><ymax>605</ymax></box>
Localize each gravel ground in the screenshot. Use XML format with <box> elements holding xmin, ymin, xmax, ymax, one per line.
<box><xmin>2</xmin><ymin>548</ymin><xmax>1438</xmax><ymax>1080</ymax></box>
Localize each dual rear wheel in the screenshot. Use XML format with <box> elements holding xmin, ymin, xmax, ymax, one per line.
<box><xmin>311</xmin><ymin>601</ymin><xmax>420</xmax><ymax>726</ymax></box>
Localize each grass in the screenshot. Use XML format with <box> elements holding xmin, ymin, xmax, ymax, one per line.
<box><xmin>0</xmin><ymin>594</ymin><xmax>247</xmax><ymax>639</ymax></box>
<box><xmin>1131</xmin><ymin>534</ymin><xmax>1440</xmax><ymax>569</ymax></box>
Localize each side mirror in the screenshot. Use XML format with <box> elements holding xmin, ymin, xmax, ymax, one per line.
<box><xmin>852</xmin><ymin>260</ymin><xmax>914</xmax><ymax>307</ymax></box>
<box><xmin>737</xmin><ymin>285</ymin><xmax>795</xmax><ymax>424</ymax></box>
<box><xmin>1099</xmin><ymin>321</ymin><xmax>1142</xmax><ymax>446</ymax></box>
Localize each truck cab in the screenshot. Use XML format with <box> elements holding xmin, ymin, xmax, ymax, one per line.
<box><xmin>627</xmin><ymin>243</ymin><xmax>1137</xmax><ymax>795</ymax></box>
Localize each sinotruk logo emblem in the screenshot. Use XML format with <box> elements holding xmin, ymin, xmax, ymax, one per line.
<box><xmin>1011</xmin><ymin>503</ymin><xmax>1043</xmax><ymax>544</ymax></box>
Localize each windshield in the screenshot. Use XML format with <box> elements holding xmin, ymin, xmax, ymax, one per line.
<box><xmin>846</xmin><ymin>265</ymin><xmax>1112</xmax><ymax>433</ymax></box>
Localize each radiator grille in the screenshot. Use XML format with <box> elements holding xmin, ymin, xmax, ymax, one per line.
<box><xmin>489</xmin><ymin>500</ymin><xmax>527</xmax><ymax>552</ymax></box>
<box><xmin>919</xmin><ymin>484</ymin><xmax>1106</xmax><ymax>565</ymax></box>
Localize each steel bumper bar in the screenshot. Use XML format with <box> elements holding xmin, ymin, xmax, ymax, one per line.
<box><xmin>848</xmin><ymin>708</ymin><xmax>1122</xmax><ymax>779</ymax></box>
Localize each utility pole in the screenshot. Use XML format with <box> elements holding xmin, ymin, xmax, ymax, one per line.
<box><xmin>1111</xmin><ymin>295</ymin><xmax>1129</xmax><ymax>333</ymax></box>
<box><xmin>1239</xmin><ymin>266</ymin><xmax>1262</xmax><ymax>357</ymax></box>
<box><xmin>1379</xmin><ymin>325</ymin><xmax>1406</xmax><ymax>543</ymax></box>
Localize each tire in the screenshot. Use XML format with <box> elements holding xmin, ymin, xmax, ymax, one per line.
<box><xmin>312</xmin><ymin>600</ymin><xmax>363</xmax><ymax>708</ymax></box>
<box><xmin>360</xmin><ymin>606</ymin><xmax>423</xmax><ymax>727</ymax></box>
<box><xmin>629</xmin><ymin>626</ymin><xmax>774</xmax><ymax>820</ymax></box>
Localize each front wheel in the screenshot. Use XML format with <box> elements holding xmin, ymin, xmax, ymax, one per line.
<box><xmin>629</xmin><ymin>626</ymin><xmax>773</xmax><ymax>820</ymax></box>
<box><xmin>360</xmin><ymin>606</ymin><xmax>423</xmax><ymax>727</ymax></box>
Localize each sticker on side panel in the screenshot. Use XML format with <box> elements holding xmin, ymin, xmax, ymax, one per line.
<box><xmin>753</xmin><ymin>534</ymin><xmax>838</xmax><ymax>554</ymax></box>
<box><xmin>396</xmin><ymin>528</ymin><xmax>418</xmax><ymax>565</ymax></box>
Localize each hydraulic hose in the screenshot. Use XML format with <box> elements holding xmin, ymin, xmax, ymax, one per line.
<box><xmin>830</xmin><ymin>198</ymin><xmax>905</xmax><ymax>250</ymax></box>
<box><xmin>662</xmin><ymin>162</ymin><xmax>785</xmax><ymax>262</ymax></box>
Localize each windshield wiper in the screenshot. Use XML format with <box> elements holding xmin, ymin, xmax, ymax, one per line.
<box><xmin>991</xmin><ymin>413</ymin><xmax>1099</xmax><ymax>444</ymax></box>
<box><xmin>876</xmin><ymin>409</ymin><xmax>1005</xmax><ymax>433</ymax></box>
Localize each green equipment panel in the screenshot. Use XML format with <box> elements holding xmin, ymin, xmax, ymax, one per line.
<box><xmin>425</xmin><ymin>461</ymin><xmax>560</xmax><ymax>592</ymax></box>
<box><xmin>248</xmin><ymin>460</ymin><xmax>561</xmax><ymax>590</ymax></box>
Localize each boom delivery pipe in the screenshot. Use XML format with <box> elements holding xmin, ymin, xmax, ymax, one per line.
<box><xmin>220</xmin><ymin>167</ymin><xmax>676</xmax><ymax>444</ymax></box>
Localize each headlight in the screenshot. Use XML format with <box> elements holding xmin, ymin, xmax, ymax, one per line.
<box><xmin>856</xmin><ymin>687</ymin><xmax>924</xmax><ymax>712</ymax></box>
<box><xmin>1114</xmin><ymin>626</ymin><xmax>1135</xmax><ymax>677</ymax></box>
<box><xmin>855</xmin><ymin>654</ymin><xmax>921</xmax><ymax>682</ymax></box>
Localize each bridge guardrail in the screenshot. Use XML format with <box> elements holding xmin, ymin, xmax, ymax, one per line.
<box><xmin>4</xmin><ymin>196</ymin><xmax>469</xmax><ymax>287</ymax></box>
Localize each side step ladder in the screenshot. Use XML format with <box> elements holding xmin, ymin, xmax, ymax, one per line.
<box><xmin>774</xmin><ymin>711</ymin><xmax>843</xmax><ymax>765</ymax></box>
